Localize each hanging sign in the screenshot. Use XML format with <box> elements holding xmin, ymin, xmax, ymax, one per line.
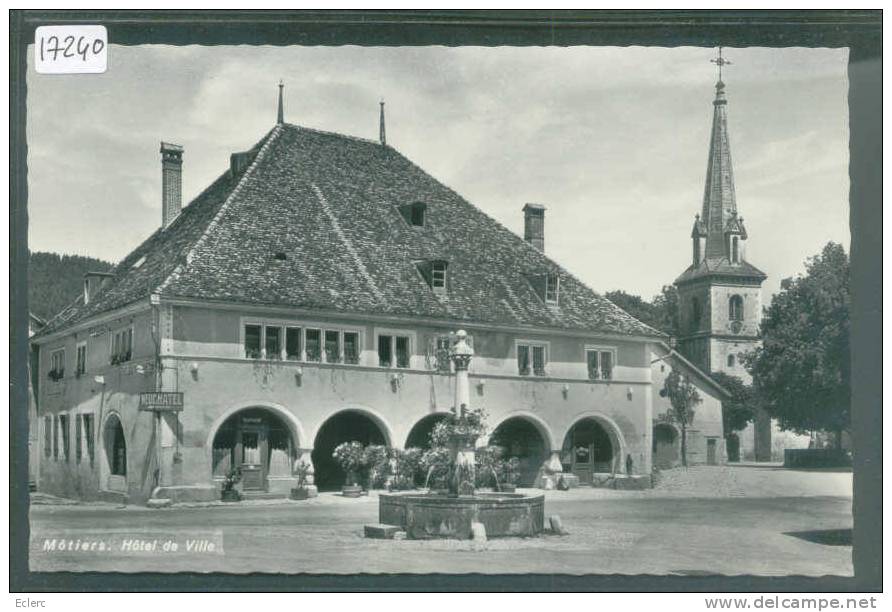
<box><xmin>139</xmin><ymin>392</ymin><xmax>184</xmax><ymax>412</ymax></box>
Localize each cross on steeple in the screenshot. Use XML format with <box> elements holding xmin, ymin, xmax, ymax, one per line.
<box><xmin>710</xmin><ymin>47</ymin><xmax>732</xmax><ymax>83</ymax></box>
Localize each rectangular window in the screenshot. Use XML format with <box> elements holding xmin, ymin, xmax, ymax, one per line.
<box><xmin>545</xmin><ymin>274</ymin><xmax>559</xmax><ymax>304</ymax></box>
<box><xmin>432</xmin><ymin>262</ymin><xmax>447</xmax><ymax>290</ymax></box>
<box><xmin>43</xmin><ymin>416</ymin><xmax>51</xmax><ymax>457</ymax></box>
<box><xmin>265</xmin><ymin>326</ymin><xmax>281</xmax><ymax>359</ymax></box>
<box><xmin>325</xmin><ymin>330</ymin><xmax>341</xmax><ymax>363</ymax></box>
<box><xmin>343</xmin><ymin>332</ymin><xmax>359</xmax><ymax>365</ymax></box>
<box><xmin>49</xmin><ymin>349</ymin><xmax>65</xmax><ymax>380</ymax></box>
<box><xmin>378</xmin><ymin>335</ymin><xmax>393</xmax><ymax>367</ymax></box>
<box><xmin>305</xmin><ymin>329</ymin><xmax>321</xmax><ymax>362</ymax></box>
<box><xmin>532</xmin><ymin>345</ymin><xmax>546</xmax><ymax>376</ymax></box>
<box><xmin>75</xmin><ymin>415</ymin><xmax>83</xmax><ymax>464</ymax></box>
<box><xmin>75</xmin><ymin>343</ymin><xmax>87</xmax><ymax>376</ymax></box>
<box><xmin>111</xmin><ymin>328</ymin><xmax>133</xmax><ymax>363</ymax></box>
<box><xmin>83</xmin><ymin>413</ymin><xmax>95</xmax><ymax>467</ymax></box>
<box><xmin>244</xmin><ymin>324</ymin><xmax>261</xmax><ymax>358</ymax></box>
<box><xmin>518</xmin><ymin>342</ymin><xmax>547</xmax><ymax>376</ymax></box>
<box><xmin>517</xmin><ymin>345</ymin><xmax>531</xmax><ymax>376</ymax></box>
<box><xmin>600</xmin><ymin>351</ymin><xmax>613</xmax><ymax>380</ymax></box>
<box><xmin>285</xmin><ymin>327</ymin><xmax>302</xmax><ymax>360</ymax></box>
<box><xmin>59</xmin><ymin>414</ymin><xmax>70</xmax><ymax>462</ymax></box>
<box><xmin>586</xmin><ymin>348</ymin><xmax>615</xmax><ymax>381</ymax></box>
<box><xmin>52</xmin><ymin>415</ymin><xmax>58</xmax><ymax>460</ymax></box>
<box><xmin>395</xmin><ymin>336</ymin><xmax>410</xmax><ymax>368</ymax></box>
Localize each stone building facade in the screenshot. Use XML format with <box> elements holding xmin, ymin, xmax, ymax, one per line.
<box><xmin>31</xmin><ymin>89</ymin><xmax>728</xmax><ymax>504</ymax></box>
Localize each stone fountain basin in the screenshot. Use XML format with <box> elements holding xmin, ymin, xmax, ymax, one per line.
<box><xmin>379</xmin><ymin>492</ymin><xmax>545</xmax><ymax>539</ymax></box>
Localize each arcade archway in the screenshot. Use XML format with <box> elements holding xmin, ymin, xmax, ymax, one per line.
<box><xmin>489</xmin><ymin>417</ymin><xmax>549</xmax><ymax>487</ymax></box>
<box><xmin>405</xmin><ymin>413</ymin><xmax>450</xmax><ymax>449</ymax></box>
<box><xmin>312</xmin><ymin>410</ymin><xmax>388</xmax><ymax>490</ymax></box>
<box><xmin>211</xmin><ymin>407</ymin><xmax>297</xmax><ymax>491</ymax></box>
<box><xmin>561</xmin><ymin>417</ymin><xmax>620</xmax><ymax>485</ymax></box>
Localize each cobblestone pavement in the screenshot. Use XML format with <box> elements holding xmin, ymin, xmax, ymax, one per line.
<box><xmin>28</xmin><ymin>465</ymin><xmax>852</xmax><ymax>576</ymax></box>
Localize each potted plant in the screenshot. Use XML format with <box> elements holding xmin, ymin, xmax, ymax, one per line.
<box><xmin>290</xmin><ymin>459</ymin><xmax>313</xmax><ymax>500</ymax></box>
<box><xmin>333</xmin><ymin>441</ymin><xmax>365</xmax><ymax>497</ymax></box>
<box><xmin>221</xmin><ymin>467</ymin><xmax>242</xmax><ymax>502</ymax></box>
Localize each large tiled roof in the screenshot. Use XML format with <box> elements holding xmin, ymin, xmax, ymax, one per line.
<box><xmin>36</xmin><ymin>123</ymin><xmax>664</xmax><ymax>340</ymax></box>
<box><xmin>674</xmin><ymin>255</ymin><xmax>767</xmax><ymax>285</ymax></box>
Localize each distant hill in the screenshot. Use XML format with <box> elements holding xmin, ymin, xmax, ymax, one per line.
<box><xmin>28</xmin><ymin>251</ymin><xmax>114</xmax><ymax>322</ymax></box>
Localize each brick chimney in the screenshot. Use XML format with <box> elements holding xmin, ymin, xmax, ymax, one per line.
<box><xmin>160</xmin><ymin>142</ymin><xmax>184</xmax><ymax>229</ymax></box>
<box><xmin>523</xmin><ymin>203</ymin><xmax>546</xmax><ymax>252</ymax></box>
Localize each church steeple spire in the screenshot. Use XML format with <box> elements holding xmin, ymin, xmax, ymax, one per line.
<box><xmin>277</xmin><ymin>80</ymin><xmax>284</xmax><ymax>125</ymax></box>
<box><xmin>700</xmin><ymin>48</ymin><xmax>739</xmax><ymax>260</ymax></box>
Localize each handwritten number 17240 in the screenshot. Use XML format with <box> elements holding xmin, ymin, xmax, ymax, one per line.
<box><xmin>39</xmin><ymin>35</ymin><xmax>105</xmax><ymax>63</ymax></box>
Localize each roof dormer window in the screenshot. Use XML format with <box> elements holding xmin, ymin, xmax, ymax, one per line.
<box><xmin>417</xmin><ymin>259</ymin><xmax>448</xmax><ymax>294</ymax></box>
<box><xmin>399</xmin><ymin>202</ymin><xmax>427</xmax><ymax>227</ymax></box>
<box><xmin>544</xmin><ymin>273</ymin><xmax>560</xmax><ymax>304</ymax></box>
<box><xmin>431</xmin><ymin>261</ymin><xmax>447</xmax><ymax>291</ymax></box>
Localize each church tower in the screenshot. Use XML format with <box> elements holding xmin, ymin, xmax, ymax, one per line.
<box><xmin>674</xmin><ymin>51</ymin><xmax>767</xmax><ymax>382</ymax></box>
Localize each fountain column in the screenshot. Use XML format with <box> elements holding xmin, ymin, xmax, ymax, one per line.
<box><xmin>449</xmin><ymin>330</ymin><xmax>476</xmax><ymax>496</ymax></box>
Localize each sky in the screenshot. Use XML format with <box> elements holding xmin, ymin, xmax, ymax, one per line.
<box><xmin>26</xmin><ymin>45</ymin><xmax>849</xmax><ymax>301</ymax></box>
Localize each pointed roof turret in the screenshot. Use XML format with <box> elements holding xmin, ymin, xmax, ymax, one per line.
<box><xmin>675</xmin><ymin>48</ymin><xmax>766</xmax><ymax>286</ymax></box>
<box><xmin>700</xmin><ymin>75</ymin><xmax>737</xmax><ymax>259</ymax></box>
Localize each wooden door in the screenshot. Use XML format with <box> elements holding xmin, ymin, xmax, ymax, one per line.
<box><xmin>238</xmin><ymin>426</ymin><xmax>268</xmax><ymax>490</ymax></box>
<box><xmin>572</xmin><ymin>443</ymin><xmax>594</xmax><ymax>485</ymax></box>
<box><xmin>707</xmin><ymin>438</ymin><xmax>717</xmax><ymax>466</ymax></box>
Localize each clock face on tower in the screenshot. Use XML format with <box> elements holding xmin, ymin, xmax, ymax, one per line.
<box><xmin>731</xmin><ymin>320</ymin><xmax>743</xmax><ymax>334</ymax></box>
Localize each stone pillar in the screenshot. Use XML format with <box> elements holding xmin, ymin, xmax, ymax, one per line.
<box><xmin>296</xmin><ymin>448</ymin><xmax>318</xmax><ymax>497</ymax></box>
<box><xmin>450</xmin><ymin>330</ymin><xmax>476</xmax><ymax>496</ymax></box>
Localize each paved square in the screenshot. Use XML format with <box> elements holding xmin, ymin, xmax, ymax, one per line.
<box><xmin>29</xmin><ymin>465</ymin><xmax>852</xmax><ymax>576</ymax></box>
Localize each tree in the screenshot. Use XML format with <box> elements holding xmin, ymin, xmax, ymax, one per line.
<box><xmin>746</xmin><ymin>242</ymin><xmax>850</xmax><ymax>447</ymax></box>
<box><xmin>659</xmin><ymin>370</ymin><xmax>701</xmax><ymax>466</ymax></box>
<box><xmin>606</xmin><ymin>285</ymin><xmax>679</xmax><ymax>337</ymax></box>
<box><xmin>709</xmin><ymin>371</ymin><xmax>755</xmax><ymax>437</ymax></box>
<box><xmin>652</xmin><ymin>284</ymin><xmax>680</xmax><ymax>338</ymax></box>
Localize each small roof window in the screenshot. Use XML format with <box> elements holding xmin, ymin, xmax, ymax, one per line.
<box><xmin>399</xmin><ymin>202</ymin><xmax>427</xmax><ymax>227</ymax></box>
<box><xmin>131</xmin><ymin>255</ymin><xmax>147</xmax><ymax>269</ymax></box>
<box><xmin>417</xmin><ymin>259</ymin><xmax>448</xmax><ymax>294</ymax></box>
